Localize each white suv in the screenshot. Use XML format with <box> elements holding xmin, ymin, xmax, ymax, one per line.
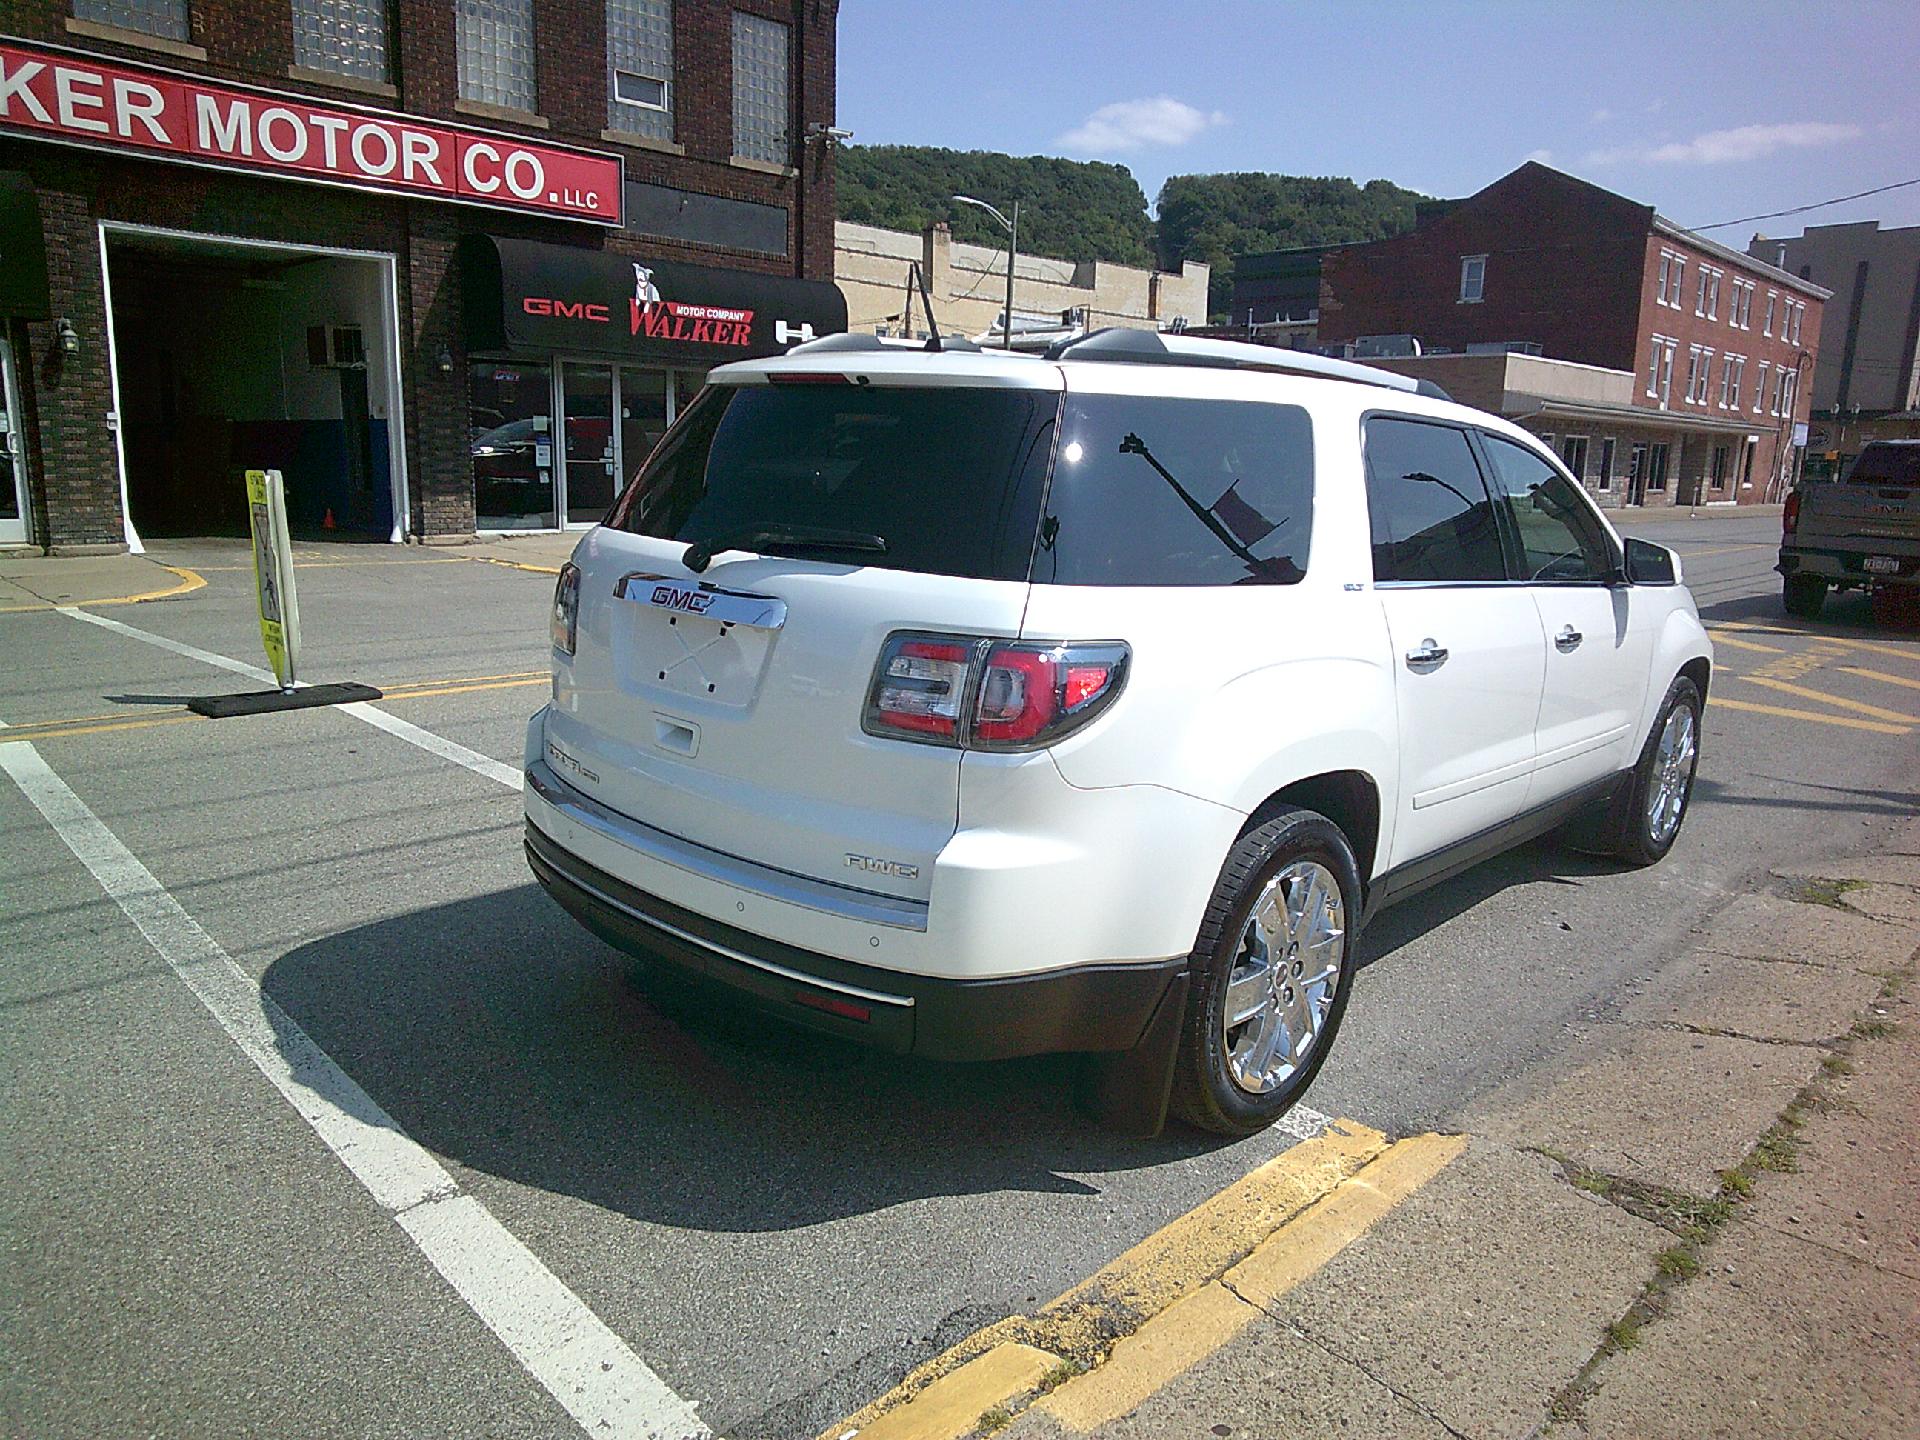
<box><xmin>524</xmin><ymin>329</ymin><xmax>1711</xmax><ymax>1136</ymax></box>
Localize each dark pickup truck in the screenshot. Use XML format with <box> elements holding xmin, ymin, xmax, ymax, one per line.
<box><xmin>1780</xmin><ymin>440</ymin><xmax>1920</xmax><ymax>623</ymax></box>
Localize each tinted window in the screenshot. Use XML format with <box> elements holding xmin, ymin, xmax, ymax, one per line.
<box><xmin>609</xmin><ymin>383</ymin><xmax>1056</xmax><ymax>581</ymax></box>
<box><xmin>1035</xmin><ymin>396</ymin><xmax>1314</xmax><ymax>586</ymax></box>
<box><xmin>1363</xmin><ymin>418</ymin><xmax>1505</xmax><ymax>582</ymax></box>
<box><xmin>1480</xmin><ymin>435</ymin><xmax>1615</xmax><ymax>582</ymax></box>
<box><xmin>1847</xmin><ymin>444</ymin><xmax>1920</xmax><ymax>486</ymax></box>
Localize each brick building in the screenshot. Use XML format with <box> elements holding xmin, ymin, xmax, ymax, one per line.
<box><xmin>1318</xmin><ymin>162</ymin><xmax>1830</xmax><ymax>507</ymax></box>
<box><xmin>0</xmin><ymin>0</ymin><xmax>845</xmax><ymax>552</ymax></box>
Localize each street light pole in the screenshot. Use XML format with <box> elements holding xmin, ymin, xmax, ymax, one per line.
<box><xmin>952</xmin><ymin>193</ymin><xmax>1019</xmax><ymax>349</ymax></box>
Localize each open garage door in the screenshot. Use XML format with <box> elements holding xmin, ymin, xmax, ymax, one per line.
<box><xmin>104</xmin><ymin>228</ymin><xmax>407</xmax><ymax>543</ymax></box>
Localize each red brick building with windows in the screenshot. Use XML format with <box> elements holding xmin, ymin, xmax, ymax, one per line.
<box><xmin>0</xmin><ymin>0</ymin><xmax>844</xmax><ymax>553</ymax></box>
<box><xmin>1319</xmin><ymin>163</ymin><xmax>1829</xmax><ymax>507</ymax></box>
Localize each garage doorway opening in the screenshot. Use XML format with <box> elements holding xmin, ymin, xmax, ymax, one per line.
<box><xmin>102</xmin><ymin>225</ymin><xmax>409</xmax><ymax>546</ymax></box>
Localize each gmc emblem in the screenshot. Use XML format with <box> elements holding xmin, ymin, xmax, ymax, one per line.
<box><xmin>650</xmin><ymin>584</ymin><xmax>714</xmax><ymax>614</ymax></box>
<box><xmin>523</xmin><ymin>297</ymin><xmax>611</xmax><ymax>322</ymax></box>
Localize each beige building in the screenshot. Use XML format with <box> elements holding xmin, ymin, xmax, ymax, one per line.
<box><xmin>835</xmin><ymin>221</ymin><xmax>1209</xmax><ymax>344</ymax></box>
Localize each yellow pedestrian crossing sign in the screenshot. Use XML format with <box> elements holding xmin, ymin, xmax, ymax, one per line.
<box><xmin>245</xmin><ymin>469</ymin><xmax>301</xmax><ymax>690</ymax></box>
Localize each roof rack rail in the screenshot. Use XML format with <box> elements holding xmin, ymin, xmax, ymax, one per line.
<box><xmin>1042</xmin><ymin>327</ymin><xmax>1452</xmax><ymax>401</ymax></box>
<box><xmin>785</xmin><ymin>332</ymin><xmax>889</xmax><ymax>354</ymax></box>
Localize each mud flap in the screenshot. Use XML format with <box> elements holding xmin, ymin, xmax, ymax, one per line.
<box><xmin>1082</xmin><ymin>969</ymin><xmax>1189</xmax><ymax>1138</ymax></box>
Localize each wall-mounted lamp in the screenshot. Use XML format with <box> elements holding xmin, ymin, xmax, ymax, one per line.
<box><xmin>436</xmin><ymin>342</ymin><xmax>454</xmax><ymax>374</ymax></box>
<box><xmin>55</xmin><ymin>318</ymin><xmax>80</xmax><ymax>356</ymax></box>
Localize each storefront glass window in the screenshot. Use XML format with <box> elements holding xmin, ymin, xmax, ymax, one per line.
<box><xmin>291</xmin><ymin>0</ymin><xmax>391</xmax><ymax>84</ymax></box>
<box><xmin>731</xmin><ymin>12</ymin><xmax>790</xmax><ymax>165</ymax></box>
<box><xmin>674</xmin><ymin>368</ymin><xmax>708</xmax><ymax>417</ymax></box>
<box><xmin>471</xmin><ymin>360</ymin><xmax>554</xmax><ymax>529</ymax></box>
<box><xmin>619</xmin><ymin>367</ymin><xmax>670</xmax><ymax>505</ymax></box>
<box><xmin>607</xmin><ymin>0</ymin><xmax>673</xmax><ymax>139</ymax></box>
<box><xmin>457</xmin><ymin>0</ymin><xmax>537</xmax><ymax>113</ymax></box>
<box><xmin>72</xmin><ymin>0</ymin><xmax>190</xmax><ymax>42</ymax></box>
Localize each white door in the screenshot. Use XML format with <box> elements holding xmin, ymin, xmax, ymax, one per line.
<box><xmin>0</xmin><ymin>336</ymin><xmax>28</xmax><ymax>545</ymax></box>
<box><xmin>1363</xmin><ymin>415</ymin><xmax>1546</xmax><ymax>869</ymax></box>
<box><xmin>1477</xmin><ymin>432</ymin><xmax>1653</xmax><ymax>798</ymax></box>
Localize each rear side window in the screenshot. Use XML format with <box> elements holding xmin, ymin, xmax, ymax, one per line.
<box><xmin>1847</xmin><ymin>444</ymin><xmax>1920</xmax><ymax>486</ymax></box>
<box><xmin>609</xmin><ymin>383</ymin><xmax>1056</xmax><ymax>581</ymax></box>
<box><xmin>1034</xmin><ymin>395</ymin><xmax>1314</xmax><ymax>586</ymax></box>
<box><xmin>1363</xmin><ymin>417</ymin><xmax>1505</xmax><ymax>583</ymax></box>
<box><xmin>1479</xmin><ymin>434</ymin><xmax>1615</xmax><ymax>582</ymax></box>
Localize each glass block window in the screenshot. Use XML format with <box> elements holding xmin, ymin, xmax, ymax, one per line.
<box><xmin>608</xmin><ymin>0</ymin><xmax>673</xmax><ymax>139</ymax></box>
<box><xmin>457</xmin><ymin>0</ymin><xmax>537</xmax><ymax>113</ymax></box>
<box><xmin>292</xmin><ymin>0</ymin><xmax>391</xmax><ymax>84</ymax></box>
<box><xmin>731</xmin><ymin>11</ymin><xmax>790</xmax><ymax>165</ymax></box>
<box><xmin>72</xmin><ymin>0</ymin><xmax>190</xmax><ymax>42</ymax></box>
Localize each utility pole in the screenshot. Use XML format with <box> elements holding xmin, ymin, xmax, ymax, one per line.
<box><xmin>952</xmin><ymin>193</ymin><xmax>1020</xmax><ymax>348</ymax></box>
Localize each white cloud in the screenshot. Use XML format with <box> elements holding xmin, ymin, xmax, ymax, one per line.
<box><xmin>1056</xmin><ymin>96</ymin><xmax>1227</xmax><ymax>153</ymax></box>
<box><xmin>1589</xmin><ymin>107</ymin><xmax>1614</xmax><ymax>124</ymax></box>
<box><xmin>1587</xmin><ymin>121</ymin><xmax>1862</xmax><ymax>167</ymax></box>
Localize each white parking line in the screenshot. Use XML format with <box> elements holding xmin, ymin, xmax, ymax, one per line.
<box><xmin>60</xmin><ymin>607</ymin><xmax>519</xmax><ymax>790</ymax></box>
<box><xmin>0</xmin><ymin>739</ymin><xmax>709</xmax><ymax>1440</ymax></box>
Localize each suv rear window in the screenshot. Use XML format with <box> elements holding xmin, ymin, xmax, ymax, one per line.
<box><xmin>1846</xmin><ymin>444</ymin><xmax>1920</xmax><ymax>486</ymax></box>
<box><xmin>1035</xmin><ymin>395</ymin><xmax>1314</xmax><ymax>586</ymax></box>
<box><xmin>609</xmin><ymin>382</ymin><xmax>1056</xmax><ymax>581</ymax></box>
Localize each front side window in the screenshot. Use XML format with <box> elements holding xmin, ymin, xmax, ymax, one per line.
<box><xmin>731</xmin><ymin>11</ymin><xmax>791</xmax><ymax>164</ymax></box>
<box><xmin>1363</xmin><ymin>417</ymin><xmax>1505</xmax><ymax>583</ymax></box>
<box><xmin>1459</xmin><ymin>254</ymin><xmax>1486</xmax><ymax>303</ymax></box>
<box><xmin>73</xmin><ymin>0</ymin><xmax>188</xmax><ymax>40</ymax></box>
<box><xmin>1481</xmin><ymin>434</ymin><xmax>1613</xmax><ymax>583</ymax></box>
<box><xmin>1039</xmin><ymin>396</ymin><xmax>1315</xmax><ymax>586</ymax></box>
<box><xmin>457</xmin><ymin>0</ymin><xmax>537</xmax><ymax>112</ymax></box>
<box><xmin>292</xmin><ymin>0</ymin><xmax>390</xmax><ymax>82</ymax></box>
<box><xmin>608</xmin><ymin>0</ymin><xmax>673</xmax><ymax>138</ymax></box>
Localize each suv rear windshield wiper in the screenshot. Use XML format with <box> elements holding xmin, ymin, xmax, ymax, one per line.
<box><xmin>683</xmin><ymin>523</ymin><xmax>888</xmax><ymax>573</ymax></box>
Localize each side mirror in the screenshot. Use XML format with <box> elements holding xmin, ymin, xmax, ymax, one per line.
<box><xmin>1623</xmin><ymin>536</ymin><xmax>1678</xmax><ymax>586</ymax></box>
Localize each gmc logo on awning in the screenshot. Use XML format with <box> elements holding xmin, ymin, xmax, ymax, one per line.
<box><xmin>522</xmin><ymin>297</ymin><xmax>610</xmax><ymax>322</ymax></box>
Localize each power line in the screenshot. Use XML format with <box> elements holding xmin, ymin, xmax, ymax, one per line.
<box><xmin>1691</xmin><ymin>177</ymin><xmax>1920</xmax><ymax>232</ymax></box>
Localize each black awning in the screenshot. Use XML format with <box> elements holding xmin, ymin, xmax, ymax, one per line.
<box><xmin>0</xmin><ymin>172</ymin><xmax>50</xmax><ymax>320</ymax></box>
<box><xmin>461</xmin><ymin>235</ymin><xmax>845</xmax><ymax>363</ymax></box>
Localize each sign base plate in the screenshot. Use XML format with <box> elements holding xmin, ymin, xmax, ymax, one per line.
<box><xmin>186</xmin><ymin>682</ymin><xmax>383</xmax><ymax>718</ymax></box>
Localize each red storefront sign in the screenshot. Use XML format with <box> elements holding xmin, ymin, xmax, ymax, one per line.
<box><xmin>0</xmin><ymin>38</ymin><xmax>623</xmax><ymax>225</ymax></box>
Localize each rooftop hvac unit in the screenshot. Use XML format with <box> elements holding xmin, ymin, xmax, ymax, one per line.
<box><xmin>1353</xmin><ymin>333</ymin><xmax>1423</xmax><ymax>358</ymax></box>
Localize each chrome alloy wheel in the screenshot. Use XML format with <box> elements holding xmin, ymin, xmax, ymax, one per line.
<box><xmin>1646</xmin><ymin>704</ymin><xmax>1698</xmax><ymax>845</ymax></box>
<box><xmin>1222</xmin><ymin>860</ymin><xmax>1346</xmax><ymax>1095</ymax></box>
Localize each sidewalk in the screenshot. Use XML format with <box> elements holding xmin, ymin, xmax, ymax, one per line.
<box><xmin>839</xmin><ymin>827</ymin><xmax>1919</xmax><ymax>1440</ymax></box>
<box><xmin>0</xmin><ymin>550</ymin><xmax>205</xmax><ymax>611</ymax></box>
<box><xmin>1617</xmin><ymin>502</ymin><xmax>1784</xmax><ymax>524</ymax></box>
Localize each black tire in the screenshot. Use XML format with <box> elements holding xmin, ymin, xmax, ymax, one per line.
<box><xmin>1869</xmin><ymin>585</ymin><xmax>1920</xmax><ymax>630</ymax></box>
<box><xmin>1610</xmin><ymin>675</ymin><xmax>1703</xmax><ymax>867</ymax></box>
<box><xmin>1782</xmin><ymin>574</ymin><xmax>1827</xmax><ymax>619</ymax></box>
<box><xmin>1169</xmin><ymin>808</ymin><xmax>1361</xmax><ymax>1137</ymax></box>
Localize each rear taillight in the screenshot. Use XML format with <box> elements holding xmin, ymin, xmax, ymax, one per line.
<box><xmin>551</xmin><ymin>562</ymin><xmax>581</xmax><ymax>655</ymax></box>
<box><xmin>863</xmin><ymin>632</ymin><xmax>1129</xmax><ymax>751</ymax></box>
<box><xmin>1783</xmin><ymin>490</ymin><xmax>1801</xmax><ymax>537</ymax></box>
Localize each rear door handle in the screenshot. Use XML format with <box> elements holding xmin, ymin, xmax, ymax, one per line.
<box><xmin>1555</xmin><ymin>625</ymin><xmax>1583</xmax><ymax>653</ymax></box>
<box><xmin>1405</xmin><ymin>639</ymin><xmax>1449</xmax><ymax>671</ymax></box>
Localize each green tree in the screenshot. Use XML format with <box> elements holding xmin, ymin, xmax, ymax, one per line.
<box><xmin>1155</xmin><ymin>173</ymin><xmax>1428</xmax><ymax>318</ymax></box>
<box><xmin>836</xmin><ymin>145</ymin><xmax>1156</xmax><ymax>268</ymax></box>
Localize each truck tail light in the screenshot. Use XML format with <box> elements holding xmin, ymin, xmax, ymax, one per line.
<box><xmin>551</xmin><ymin>562</ymin><xmax>581</xmax><ymax>656</ymax></box>
<box><xmin>863</xmin><ymin>633</ymin><xmax>1129</xmax><ymax>751</ymax></box>
<box><xmin>1783</xmin><ymin>489</ymin><xmax>1801</xmax><ymax>537</ymax></box>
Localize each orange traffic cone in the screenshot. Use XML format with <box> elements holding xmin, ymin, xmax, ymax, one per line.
<box><xmin>323</xmin><ymin>507</ymin><xmax>336</xmax><ymax>530</ymax></box>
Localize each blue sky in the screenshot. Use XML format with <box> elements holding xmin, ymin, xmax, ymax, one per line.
<box><xmin>837</xmin><ymin>0</ymin><xmax>1920</xmax><ymax>238</ymax></box>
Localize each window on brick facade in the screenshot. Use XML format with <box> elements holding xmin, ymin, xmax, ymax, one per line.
<box><xmin>1706</xmin><ymin>269</ymin><xmax>1720</xmax><ymax>319</ymax></box>
<box><xmin>1695</xmin><ymin>269</ymin><xmax>1708</xmax><ymax>316</ymax></box>
<box><xmin>732</xmin><ymin>11</ymin><xmax>791</xmax><ymax>165</ymax></box>
<box><xmin>457</xmin><ymin>0</ymin><xmax>537</xmax><ymax>112</ymax></box>
<box><xmin>1685</xmin><ymin>345</ymin><xmax>1705</xmax><ymax>403</ymax></box>
<box><xmin>72</xmin><ymin>0</ymin><xmax>189</xmax><ymax>41</ymax></box>
<box><xmin>1727</xmin><ymin>355</ymin><xmax>1744</xmax><ymax>409</ymax></box>
<box><xmin>1763</xmin><ymin>290</ymin><xmax>1776</xmax><ymax>336</ymax></box>
<box><xmin>1646</xmin><ymin>338</ymin><xmax>1662</xmax><ymax>398</ymax></box>
<box><xmin>291</xmin><ymin>0</ymin><xmax>390</xmax><ymax>83</ymax></box>
<box><xmin>1754</xmin><ymin>361</ymin><xmax>1769</xmax><ymax>413</ymax></box>
<box><xmin>1655</xmin><ymin>338</ymin><xmax>1676</xmax><ymax>408</ymax></box>
<box><xmin>1597</xmin><ymin>437</ymin><xmax>1615</xmax><ymax>492</ymax></box>
<box><xmin>1457</xmin><ymin>254</ymin><xmax>1486</xmax><ymax>303</ymax></box>
<box><xmin>1560</xmin><ymin>435</ymin><xmax>1589</xmax><ymax>481</ymax></box>
<box><xmin>1710</xmin><ymin>444</ymin><xmax>1730</xmax><ymax>489</ymax></box>
<box><xmin>608</xmin><ymin>0</ymin><xmax>673</xmax><ymax>138</ymax></box>
<box><xmin>1789</xmin><ymin>300</ymin><xmax>1804</xmax><ymax>344</ymax></box>
<box><xmin>1656</xmin><ymin>251</ymin><xmax>1674</xmax><ymax>306</ymax></box>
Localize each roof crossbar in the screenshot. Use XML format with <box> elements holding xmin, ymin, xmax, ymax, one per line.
<box><xmin>1042</xmin><ymin>327</ymin><xmax>1452</xmax><ymax>401</ymax></box>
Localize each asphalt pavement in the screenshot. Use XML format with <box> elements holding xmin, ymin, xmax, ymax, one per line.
<box><xmin>2</xmin><ymin>512</ymin><xmax>1915</xmax><ymax>1438</ymax></box>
